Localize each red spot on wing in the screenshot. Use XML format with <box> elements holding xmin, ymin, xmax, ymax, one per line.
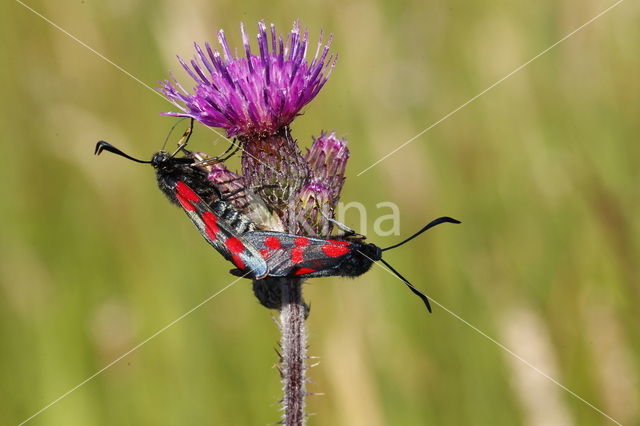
<box><xmin>291</xmin><ymin>248</ymin><xmax>304</xmax><ymax>264</ymax></box>
<box><xmin>294</xmin><ymin>236</ymin><xmax>309</xmax><ymax>247</ymax></box>
<box><xmin>231</xmin><ymin>254</ymin><xmax>245</xmax><ymax>269</ymax></box>
<box><xmin>259</xmin><ymin>249</ymin><xmax>271</xmax><ymax>259</ymax></box>
<box><xmin>264</xmin><ymin>236</ymin><xmax>281</xmax><ymax>249</ymax></box>
<box><xmin>176</xmin><ymin>193</ymin><xmax>196</xmax><ymax>211</ymax></box>
<box><xmin>295</xmin><ymin>267</ymin><xmax>316</xmax><ymax>275</ymax></box>
<box><xmin>225</xmin><ymin>237</ymin><xmax>245</xmax><ymax>254</ymax></box>
<box><xmin>176</xmin><ymin>181</ymin><xmax>200</xmax><ymax>202</ymax></box>
<box><xmin>322</xmin><ymin>243</ymin><xmax>350</xmax><ymax>257</ymax></box>
<box><xmin>202</xmin><ymin>211</ymin><xmax>219</xmax><ymax>241</ymax></box>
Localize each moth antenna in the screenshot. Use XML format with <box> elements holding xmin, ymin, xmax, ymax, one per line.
<box><xmin>94</xmin><ymin>141</ymin><xmax>151</xmax><ymax>164</ymax></box>
<box><xmin>379</xmin><ymin>258</ymin><xmax>432</xmax><ymax>313</ymax></box>
<box><xmin>381</xmin><ymin>216</ymin><xmax>461</xmax><ymax>252</ymax></box>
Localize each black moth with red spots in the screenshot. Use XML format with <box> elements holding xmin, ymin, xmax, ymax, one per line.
<box><xmin>94</xmin><ymin>130</ymin><xmax>268</xmax><ymax>279</ymax></box>
<box><xmin>95</xmin><ymin>126</ymin><xmax>460</xmax><ymax>312</ymax></box>
<box><xmin>232</xmin><ymin>216</ymin><xmax>460</xmax><ymax>312</ymax></box>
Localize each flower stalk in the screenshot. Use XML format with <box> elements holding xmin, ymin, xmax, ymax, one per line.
<box><xmin>278</xmin><ymin>278</ymin><xmax>307</xmax><ymax>426</ymax></box>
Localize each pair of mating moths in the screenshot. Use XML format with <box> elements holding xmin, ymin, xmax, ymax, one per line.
<box><xmin>95</xmin><ymin>126</ymin><xmax>459</xmax><ymax>312</ymax></box>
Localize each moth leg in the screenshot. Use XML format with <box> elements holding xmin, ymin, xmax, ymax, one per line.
<box><xmin>215</xmin><ymin>176</ymin><xmax>245</xmax><ymax>185</ymax></box>
<box><xmin>222</xmin><ymin>184</ymin><xmax>279</xmax><ymax>203</ymax></box>
<box><xmin>216</xmin><ymin>138</ymin><xmax>242</xmax><ymax>162</ymax></box>
<box><xmin>171</xmin><ymin>118</ymin><xmax>195</xmax><ymax>157</ymax></box>
<box><xmin>218</xmin><ymin>186</ymin><xmax>249</xmax><ymax>204</ymax></box>
<box><xmin>325</xmin><ymin>216</ymin><xmax>364</xmax><ymax>238</ymax></box>
<box><xmin>252</xmin><ymin>184</ymin><xmax>282</xmax><ymax>199</ymax></box>
<box><xmin>195</xmin><ymin>138</ymin><xmax>242</xmax><ymax>165</ymax></box>
<box><xmin>329</xmin><ymin>217</ymin><xmax>354</xmax><ymax>233</ymax></box>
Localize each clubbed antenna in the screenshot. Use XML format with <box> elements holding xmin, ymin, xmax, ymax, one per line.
<box><xmin>94</xmin><ymin>141</ymin><xmax>151</xmax><ymax>164</ymax></box>
<box><xmin>379</xmin><ymin>258</ymin><xmax>432</xmax><ymax>313</ymax></box>
<box><xmin>382</xmin><ymin>216</ymin><xmax>461</xmax><ymax>252</ymax></box>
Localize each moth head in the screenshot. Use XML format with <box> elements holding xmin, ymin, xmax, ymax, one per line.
<box><xmin>151</xmin><ymin>151</ymin><xmax>171</xmax><ymax>167</ymax></box>
<box><xmin>360</xmin><ymin>243</ymin><xmax>382</xmax><ymax>262</ymax></box>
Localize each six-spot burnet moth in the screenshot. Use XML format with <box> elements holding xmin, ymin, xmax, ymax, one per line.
<box><xmin>230</xmin><ymin>216</ymin><xmax>460</xmax><ymax>312</ymax></box>
<box><xmin>95</xmin><ymin>122</ymin><xmax>269</xmax><ymax>278</ymax></box>
<box><xmin>95</xmin><ymin>122</ymin><xmax>460</xmax><ymax>312</ymax></box>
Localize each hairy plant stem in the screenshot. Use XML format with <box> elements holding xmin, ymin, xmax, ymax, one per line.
<box><xmin>279</xmin><ymin>278</ymin><xmax>307</xmax><ymax>426</ymax></box>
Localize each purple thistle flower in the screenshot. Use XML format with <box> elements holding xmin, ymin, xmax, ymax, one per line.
<box><xmin>159</xmin><ymin>21</ymin><xmax>336</xmax><ymax>138</ymax></box>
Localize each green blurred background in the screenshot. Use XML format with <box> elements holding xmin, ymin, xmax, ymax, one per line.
<box><xmin>1</xmin><ymin>0</ymin><xmax>639</xmax><ymax>424</ymax></box>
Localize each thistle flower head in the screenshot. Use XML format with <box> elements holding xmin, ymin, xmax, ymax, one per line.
<box><xmin>159</xmin><ymin>21</ymin><xmax>336</xmax><ymax>138</ymax></box>
<box><xmin>304</xmin><ymin>131</ymin><xmax>349</xmax><ymax>205</ymax></box>
<box><xmin>283</xmin><ymin>132</ymin><xmax>349</xmax><ymax>235</ymax></box>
